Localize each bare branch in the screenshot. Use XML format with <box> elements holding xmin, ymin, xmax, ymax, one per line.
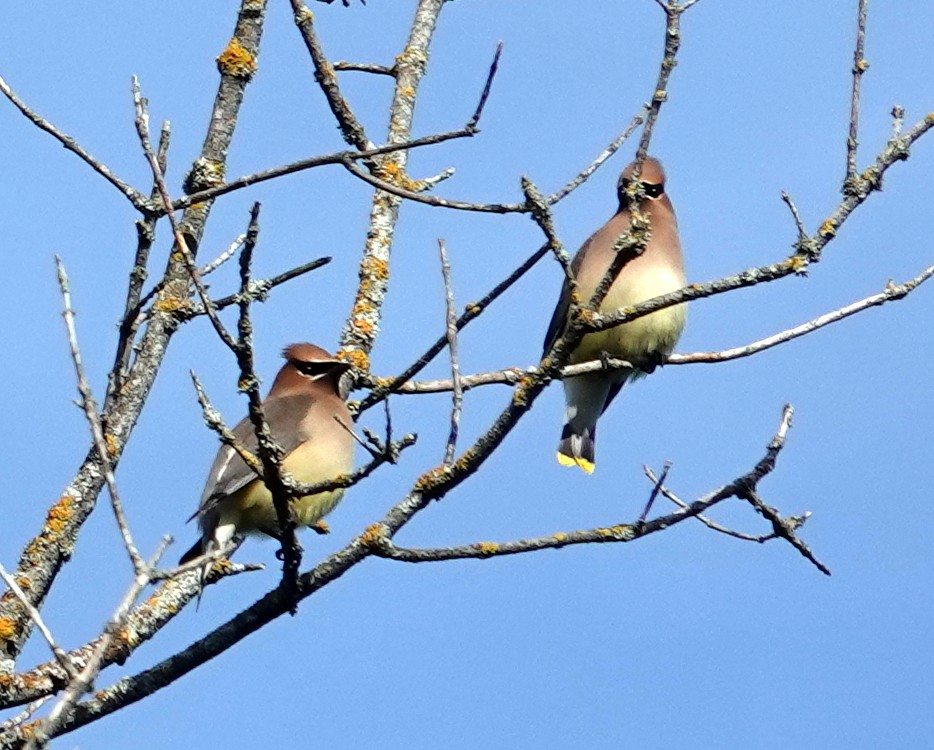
<box><xmin>438</xmin><ymin>240</ymin><xmax>463</xmax><ymax>465</ymax></box>
<box><xmin>333</xmin><ymin>61</ymin><xmax>396</xmax><ymax>76</ymax></box>
<box><xmin>199</xmin><ymin>233</ymin><xmax>246</xmax><ymax>276</ymax></box>
<box><xmin>171</xmin><ymin>126</ymin><xmax>490</xmax><ymax>212</ymax></box>
<box><xmin>290</xmin><ymin>0</ymin><xmax>371</xmax><ymax>150</ymax></box>
<box><xmin>545</xmin><ymin>109</ymin><xmax>647</xmax><ymax>206</ymax></box>
<box><xmin>846</xmin><ymin>0</ymin><xmax>870</xmax><ymax>182</ymax></box>
<box><xmin>55</xmin><ymin>257</ymin><xmax>144</xmax><ymax>572</ymax></box>
<box><xmin>355</xmin><ymin>242</ymin><xmax>553</xmax><ymax>414</ymax></box>
<box><xmin>0</xmin><ymin>73</ymin><xmax>149</xmax><ymax>211</ymax></box>
<box><xmin>176</xmin><ymin>256</ymin><xmax>333</xmax><ymax>319</ymax></box>
<box><xmin>467</xmin><ymin>42</ymin><xmax>504</xmax><ymax>130</ymax></box>
<box><xmin>339</xmin><ymin>0</ymin><xmax>449</xmax><ymax>366</ymax></box>
<box><xmin>0</xmin><ymin>566</ymin><xmax>74</xmax><ymax>680</ymax></box>
<box><xmin>372</xmin><ymin>404</ymin><xmax>812</xmax><ymax>565</ymax></box>
<box><xmin>380</xmin><ymin>256</ymin><xmax>934</xmax><ymax>394</ymax></box>
<box><xmin>0</xmin><ymin>0</ymin><xmax>268</xmax><ymax>669</ymax></box>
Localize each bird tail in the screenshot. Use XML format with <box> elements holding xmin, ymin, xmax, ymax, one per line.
<box><xmin>178</xmin><ymin>539</ymin><xmax>204</xmax><ymax>565</ymax></box>
<box><xmin>556</xmin><ymin>422</ymin><xmax>596</xmax><ymax>474</ymax></box>
<box><xmin>556</xmin><ymin>373</ymin><xmax>615</xmax><ymax>474</ymax></box>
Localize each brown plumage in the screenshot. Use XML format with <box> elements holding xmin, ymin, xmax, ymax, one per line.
<box><xmin>543</xmin><ymin>157</ymin><xmax>686</xmax><ymax>472</ymax></box>
<box><xmin>179</xmin><ymin>343</ymin><xmax>355</xmax><ymax>583</ymax></box>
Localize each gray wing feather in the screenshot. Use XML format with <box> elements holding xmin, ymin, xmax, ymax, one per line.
<box><xmin>193</xmin><ymin>393</ymin><xmax>315</xmax><ymax>519</ymax></box>
<box><xmin>542</xmin><ymin>239</ymin><xmax>589</xmax><ymax>356</ymax></box>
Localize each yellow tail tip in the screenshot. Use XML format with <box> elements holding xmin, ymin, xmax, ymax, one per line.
<box><xmin>556</xmin><ymin>452</ymin><xmax>595</xmax><ymax>474</ymax></box>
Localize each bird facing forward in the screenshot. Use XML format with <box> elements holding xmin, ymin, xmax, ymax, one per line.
<box><xmin>179</xmin><ymin>343</ymin><xmax>354</xmax><ymax>576</ymax></box>
<box><xmin>543</xmin><ymin>156</ymin><xmax>686</xmax><ymax>473</ymax></box>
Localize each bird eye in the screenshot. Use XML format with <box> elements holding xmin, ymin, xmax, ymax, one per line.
<box><xmin>642</xmin><ymin>182</ymin><xmax>664</xmax><ymax>199</ymax></box>
<box><xmin>293</xmin><ymin>361</ymin><xmax>335</xmax><ymax>377</ymax></box>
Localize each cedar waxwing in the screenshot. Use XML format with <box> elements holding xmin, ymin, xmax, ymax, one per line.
<box><xmin>179</xmin><ymin>343</ymin><xmax>355</xmax><ymax>573</ymax></box>
<box><xmin>543</xmin><ymin>156</ymin><xmax>686</xmax><ymax>473</ymax></box>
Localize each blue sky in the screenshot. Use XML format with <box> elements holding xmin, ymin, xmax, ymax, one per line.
<box><xmin>2</xmin><ymin>1</ymin><xmax>934</xmax><ymax>748</ymax></box>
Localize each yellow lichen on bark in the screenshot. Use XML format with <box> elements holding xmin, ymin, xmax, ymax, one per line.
<box><xmin>217</xmin><ymin>39</ymin><xmax>257</xmax><ymax>79</ymax></box>
<box><xmin>360</xmin><ymin>524</ymin><xmax>386</xmax><ymax>548</ymax></box>
<box><xmin>0</xmin><ymin>616</ymin><xmax>17</xmax><ymax>639</ymax></box>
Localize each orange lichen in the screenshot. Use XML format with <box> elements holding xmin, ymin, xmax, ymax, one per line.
<box><xmin>216</xmin><ymin>39</ymin><xmax>257</xmax><ymax>79</ymax></box>
<box><xmin>19</xmin><ymin>721</ymin><xmax>39</xmax><ymax>739</ymax></box>
<box><xmin>553</xmin><ymin>532</ymin><xmax>568</xmax><ymax>543</ymax></box>
<box><xmin>788</xmin><ymin>254</ymin><xmax>809</xmax><ymax>272</ymax></box>
<box><xmin>511</xmin><ymin>376</ymin><xmax>536</xmax><ymax>407</ymax></box>
<box><xmin>360</xmin><ymin>523</ymin><xmax>386</xmax><ymax>547</ymax></box>
<box><xmin>414</xmin><ymin>467</ymin><xmax>449</xmax><ymax>492</ymax></box>
<box><xmin>818</xmin><ymin>219</ymin><xmax>837</xmax><ymax>238</ymax></box>
<box><xmin>926</xmin><ymin>113</ymin><xmax>934</xmax><ymax>125</ymax></box>
<box><xmin>856</xmin><ymin>58</ymin><xmax>870</xmax><ymax>72</ymax></box>
<box><xmin>352</xmin><ymin>318</ymin><xmax>375</xmax><ymax>337</ymax></box>
<box><xmin>48</xmin><ymin>496</ymin><xmax>73</xmax><ymax>522</ymax></box>
<box><xmin>0</xmin><ymin>617</ymin><xmax>17</xmax><ymax>640</ymax></box>
<box><xmin>477</xmin><ymin>542</ymin><xmax>499</xmax><ymax>555</ymax></box>
<box><xmin>339</xmin><ymin>348</ymin><xmax>370</xmax><ymax>372</ymax></box>
<box><xmin>363</xmin><ymin>257</ymin><xmax>390</xmax><ymax>281</ymax></box>
<box><xmin>153</xmin><ymin>295</ymin><xmax>184</xmax><ymax>313</ymax></box>
<box><xmin>104</xmin><ymin>433</ymin><xmax>119</xmax><ymax>458</ymax></box>
<box><xmin>379</xmin><ymin>162</ymin><xmax>402</xmax><ymax>179</ymax></box>
<box><xmin>23</xmin><ymin>538</ymin><xmax>44</xmax><ymax>559</ymax></box>
<box><xmin>15</xmin><ymin>577</ymin><xmax>30</xmax><ymax>591</ymax></box>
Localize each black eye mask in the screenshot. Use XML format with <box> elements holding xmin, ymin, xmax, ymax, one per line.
<box><xmin>619</xmin><ymin>178</ymin><xmax>665</xmax><ymax>200</ymax></box>
<box><xmin>292</xmin><ymin>360</ymin><xmax>342</xmax><ymax>378</ymax></box>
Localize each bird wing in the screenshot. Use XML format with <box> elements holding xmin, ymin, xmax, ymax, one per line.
<box><xmin>542</xmin><ymin>238</ymin><xmax>590</xmax><ymax>355</ymax></box>
<box><xmin>192</xmin><ymin>393</ymin><xmax>317</xmax><ymax>520</ymax></box>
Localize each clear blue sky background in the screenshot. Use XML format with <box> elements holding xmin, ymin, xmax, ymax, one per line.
<box><xmin>2</xmin><ymin>2</ymin><xmax>934</xmax><ymax>748</ymax></box>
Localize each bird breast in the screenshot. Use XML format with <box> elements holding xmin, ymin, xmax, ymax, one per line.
<box><xmin>572</xmin><ymin>263</ymin><xmax>686</xmax><ymax>368</ymax></box>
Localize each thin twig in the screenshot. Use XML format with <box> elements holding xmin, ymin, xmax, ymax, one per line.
<box><xmin>0</xmin><ymin>565</ymin><xmax>74</xmax><ymax>679</ymax></box>
<box><xmin>172</xmin><ymin>127</ymin><xmax>491</xmax><ymax>212</ymax></box>
<box><xmin>377</xmin><ymin>257</ymin><xmax>934</xmax><ymax>395</ymax></box>
<box><xmin>545</xmin><ymin>109</ymin><xmax>647</xmax><ymax>205</ymax></box>
<box><xmin>438</xmin><ymin>240</ymin><xmax>463</xmax><ymax>465</ymax></box>
<box><xmin>341</xmin><ymin>157</ymin><xmax>525</xmax><ymax>213</ymax></box>
<box><xmin>290</xmin><ymin>0</ymin><xmax>371</xmax><ymax>150</ymax></box>
<box><xmin>644</xmin><ymin>466</ymin><xmax>771</xmax><ymax>542</ymax></box>
<box><xmin>333</xmin><ymin>61</ymin><xmax>396</xmax><ymax>76</ymax></box>
<box><xmin>29</xmin><ymin>540</ymin><xmax>171</xmax><ymax>748</ymax></box>
<box><xmin>372</xmin><ymin>403</ymin><xmax>812</xmax><ymax>565</ymax></box>
<box><xmin>740</xmin><ymin>489</ymin><xmax>830</xmax><ymax>575</ymax></box>
<box><xmin>846</xmin><ymin>0</ymin><xmax>870</xmax><ymax>181</ymax></box>
<box><xmin>200</xmin><ymin>233</ymin><xmax>246</xmax><ymax>275</ymax></box>
<box><xmin>132</xmin><ymin>76</ymin><xmax>239</xmax><ymax>352</ymax></box>
<box><xmin>466</xmin><ymin>42</ymin><xmax>503</xmax><ymax>130</ymax></box>
<box><xmin>0</xmin><ymin>73</ymin><xmax>149</xmax><ymax>211</ymax></box>
<box><xmin>55</xmin><ymin>257</ymin><xmax>145</xmax><ymax>572</ymax></box>
<box><xmin>638</xmin><ymin>461</ymin><xmax>671</xmax><ymax>524</ymax></box>
<box><xmin>172</xmin><ymin>256</ymin><xmax>333</xmax><ymax>320</ymax></box>
<box><xmin>780</xmin><ymin>191</ymin><xmax>808</xmax><ymax>244</ymax></box>
<box><xmin>355</xmin><ymin>242</ymin><xmax>553</xmax><ymax>413</ymax></box>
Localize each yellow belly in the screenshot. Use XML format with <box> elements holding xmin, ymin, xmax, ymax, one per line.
<box><xmin>222</xmin><ymin>481</ymin><xmax>346</xmax><ymax>534</ymax></box>
<box><xmin>573</xmin><ymin>269</ymin><xmax>686</xmax><ymax>368</ymax></box>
